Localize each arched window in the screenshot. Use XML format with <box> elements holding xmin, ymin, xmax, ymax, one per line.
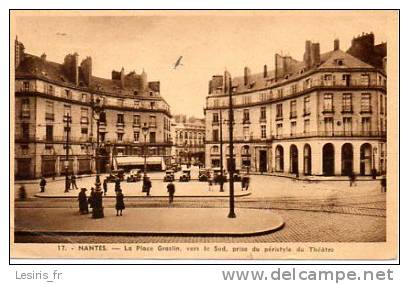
<box><xmin>275</xmin><ymin>145</ymin><xmax>284</xmax><ymax>172</ymax></box>
<box><xmin>322</xmin><ymin>143</ymin><xmax>335</xmax><ymax>176</ymax></box>
<box><xmin>303</xmin><ymin>144</ymin><xmax>311</xmax><ymax>175</ymax></box>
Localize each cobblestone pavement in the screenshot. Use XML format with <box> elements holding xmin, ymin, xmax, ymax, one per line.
<box><xmin>13</xmin><ymin>174</ymin><xmax>387</xmax><ymax>243</ymax></box>
<box><xmin>15</xmin><ymin>209</ymin><xmax>385</xmax><ymax>243</ymax></box>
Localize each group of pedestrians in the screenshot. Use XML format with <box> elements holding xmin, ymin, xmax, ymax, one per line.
<box><xmin>39</xmin><ymin>174</ymin><xmax>78</xmax><ymax>193</ymax></box>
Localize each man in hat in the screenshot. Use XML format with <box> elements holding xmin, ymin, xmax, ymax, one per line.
<box><xmin>78</xmin><ymin>188</ymin><xmax>89</xmax><ymax>214</ymax></box>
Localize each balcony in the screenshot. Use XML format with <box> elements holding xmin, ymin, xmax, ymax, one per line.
<box><xmin>322</xmin><ymin>108</ymin><xmax>335</xmax><ymax>114</ymax></box>
<box><xmin>341</xmin><ymin>107</ymin><xmax>354</xmax><ymax>114</ymax></box>
<box><xmin>289</xmin><ymin>112</ymin><xmax>297</xmax><ymax>119</ymax></box>
<box><xmin>80</xmin><ymin>117</ymin><xmax>89</xmax><ymax>124</ymax></box>
<box><xmin>272</xmin><ymin>130</ymin><xmax>386</xmax><ymax>140</ymax></box>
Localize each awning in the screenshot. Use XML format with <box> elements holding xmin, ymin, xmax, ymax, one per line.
<box><xmin>115</xmin><ymin>156</ymin><xmax>163</xmax><ymax>166</ymax></box>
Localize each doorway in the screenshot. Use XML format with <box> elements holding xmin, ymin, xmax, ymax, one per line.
<box><xmin>259</xmin><ymin>150</ymin><xmax>267</xmax><ymax>173</ymax></box>
<box><xmin>322</xmin><ymin>143</ymin><xmax>335</xmax><ymax>176</ymax></box>
<box><xmin>341</xmin><ymin>143</ymin><xmax>354</xmax><ymax>176</ymax></box>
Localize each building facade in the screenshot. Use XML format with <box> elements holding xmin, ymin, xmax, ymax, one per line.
<box><xmin>14</xmin><ymin>38</ymin><xmax>172</xmax><ymax>179</ymax></box>
<box><xmin>171</xmin><ymin>115</ymin><xmax>205</xmax><ymax>165</ymax></box>
<box><xmin>204</xmin><ymin>33</ymin><xmax>387</xmax><ymax>177</ymax></box>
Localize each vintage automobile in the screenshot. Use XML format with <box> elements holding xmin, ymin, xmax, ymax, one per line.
<box><xmin>179</xmin><ymin>169</ymin><xmax>191</xmax><ymax>182</ymax></box>
<box><xmin>126</xmin><ymin>169</ymin><xmax>142</xmax><ymax>182</ymax></box>
<box><xmin>106</xmin><ymin>169</ymin><xmax>125</xmax><ymax>182</ymax></box>
<box><xmin>212</xmin><ymin>167</ymin><xmax>227</xmax><ymax>183</ymax></box>
<box><xmin>163</xmin><ymin>169</ymin><xmax>175</xmax><ymax>182</ymax></box>
<box><xmin>198</xmin><ymin>168</ymin><xmax>211</xmax><ymax>182</ymax></box>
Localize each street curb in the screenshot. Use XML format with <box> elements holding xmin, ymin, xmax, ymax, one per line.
<box><xmin>33</xmin><ymin>191</ymin><xmax>252</xmax><ymax>199</ymax></box>
<box><xmin>14</xmin><ymin>221</ymin><xmax>284</xmax><ymax>237</ymax></box>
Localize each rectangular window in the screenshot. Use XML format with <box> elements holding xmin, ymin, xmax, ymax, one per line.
<box><xmin>117</xmin><ymin>99</ymin><xmax>124</xmax><ymax>107</ymax></box>
<box><xmin>276</xmin><ymin>123</ymin><xmax>283</xmax><ymax>137</ymax></box>
<box><xmin>212</xmin><ymin>113</ymin><xmax>219</xmax><ymax>123</ymax></box>
<box><xmin>117</xmin><ymin>114</ymin><xmax>124</xmax><ymax>124</ymax></box>
<box><xmin>149</xmin><ymin>132</ymin><xmax>156</xmax><ymax>143</ymax></box>
<box><xmin>150</xmin><ymin>115</ymin><xmax>156</xmax><ymax>127</ymax></box>
<box><xmin>324</xmin><ymin>117</ymin><xmax>334</xmax><ymax>135</ymax></box>
<box><xmin>99</xmin><ymin>132</ymin><xmax>106</xmax><ymax>142</ymax></box>
<box><xmin>277</xmin><ymin>89</ymin><xmax>283</xmax><ymax>98</ymax></box>
<box><xmin>46</xmin><ymin>84</ymin><xmax>54</xmax><ymax>95</ymax></box>
<box><xmin>362</xmin><ymin>117</ymin><xmax>371</xmax><ymax>133</ymax></box>
<box><xmin>21</xmin><ymin>123</ymin><xmax>29</xmax><ymax>140</ymax></box>
<box><xmin>243</xmin><ymin>109</ymin><xmax>250</xmax><ymax>123</ymax></box>
<box><xmin>23</xmin><ymin>81</ymin><xmax>30</xmax><ymax>92</ymax></box>
<box><xmin>276</xmin><ymin>104</ymin><xmax>283</xmax><ymax>119</ymax></box>
<box><xmin>133</xmin><ymin>131</ymin><xmax>140</xmax><ymax>142</ymax></box>
<box><xmin>304</xmin><ymin>78</ymin><xmax>311</xmax><ymax>90</ymax></box>
<box><xmin>134</xmin><ymin>100</ymin><xmax>140</xmax><ymax>108</ymax></box>
<box><xmin>64</xmin><ymin>89</ymin><xmax>71</xmax><ymax>99</ymax></box>
<box><xmin>324</xmin><ymin>74</ymin><xmax>333</xmax><ymax>86</ymax></box>
<box><xmin>291</xmin><ymin>121</ymin><xmax>297</xmax><ymax>136</ymax></box>
<box><xmin>360</xmin><ymin>74</ymin><xmax>370</xmax><ymax>86</ymax></box>
<box><xmin>133</xmin><ymin>115</ymin><xmax>140</xmax><ymax>126</ymax></box>
<box><xmin>45</xmin><ymin>125</ymin><xmax>53</xmax><ymax>141</ymax></box>
<box><xmin>212</xmin><ymin>129</ymin><xmax>219</xmax><ymax>142</ymax></box>
<box><xmin>343</xmin><ymin>117</ymin><xmax>352</xmax><ymax>135</ymax></box>
<box><xmin>361</xmin><ymin>93</ymin><xmax>371</xmax><ymax>113</ymax></box>
<box><xmin>260</xmin><ymin>107</ymin><xmax>266</xmax><ymax>121</ymax></box>
<box><xmin>290</xmin><ymin>100</ymin><xmax>297</xmax><ymax>118</ymax></box>
<box><xmin>81</xmin><ymin>93</ymin><xmax>88</xmax><ymax>102</ymax></box>
<box><xmin>342</xmin><ymin>93</ymin><xmax>353</xmax><ymax>112</ymax></box>
<box><xmin>81</xmin><ymin>128</ymin><xmax>88</xmax><ymax>140</ymax></box>
<box><xmin>304</xmin><ymin>119</ymin><xmax>310</xmax><ymax>134</ymax></box>
<box><xmin>242</xmin><ymin>96</ymin><xmax>252</xmax><ymax>105</ymax></box>
<box><xmin>80</xmin><ymin>108</ymin><xmax>89</xmax><ymax>124</ymax></box>
<box><xmin>150</xmin><ymin>101</ymin><xmax>155</xmax><ymax>109</ymax></box>
<box><xmin>63</xmin><ymin>105</ymin><xmax>71</xmax><ymax>120</ymax></box>
<box><xmin>291</xmin><ymin>84</ymin><xmax>297</xmax><ymax>94</ymax></box>
<box><xmin>380</xmin><ymin>94</ymin><xmax>384</xmax><ymax>114</ymax></box>
<box><xmin>261</xmin><ymin>125</ymin><xmax>266</xmax><ymax>139</ymax></box>
<box><xmin>243</xmin><ymin>126</ymin><xmax>250</xmax><ymax>140</ymax></box>
<box><xmin>323</xmin><ymin>93</ymin><xmax>333</xmax><ymax>112</ymax></box>
<box><xmin>117</xmin><ymin>133</ymin><xmax>124</xmax><ymax>142</ymax></box>
<box><xmin>304</xmin><ymin>96</ymin><xmax>311</xmax><ymax>115</ymax></box>
<box><xmin>21</xmin><ymin>98</ymin><xmax>30</xmax><ymax>118</ymax></box>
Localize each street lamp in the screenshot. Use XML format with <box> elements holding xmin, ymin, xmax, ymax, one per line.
<box><xmin>63</xmin><ymin>113</ymin><xmax>72</xmax><ymax>193</ymax></box>
<box><xmin>91</xmin><ymin>97</ymin><xmax>104</xmax><ymax>219</ymax></box>
<box><xmin>227</xmin><ymin>75</ymin><xmax>236</xmax><ymax>218</ymax></box>
<box><xmin>142</xmin><ymin>122</ymin><xmax>150</xmax><ymax>178</ymax></box>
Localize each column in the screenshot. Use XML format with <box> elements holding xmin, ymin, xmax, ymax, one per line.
<box><xmin>311</xmin><ymin>142</ymin><xmax>322</xmax><ymax>175</ymax></box>
<box><xmin>334</xmin><ymin>143</ymin><xmax>342</xmax><ymax>175</ymax></box>
<box><xmin>353</xmin><ymin>142</ymin><xmax>361</xmax><ymax>176</ymax></box>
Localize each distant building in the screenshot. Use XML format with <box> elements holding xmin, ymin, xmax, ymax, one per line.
<box><xmin>171</xmin><ymin>115</ymin><xmax>205</xmax><ymax>165</ymax></box>
<box><xmin>14</xmin><ymin>38</ymin><xmax>172</xmax><ymax>179</ymax></box>
<box><xmin>204</xmin><ymin>34</ymin><xmax>387</xmax><ymax>177</ymax></box>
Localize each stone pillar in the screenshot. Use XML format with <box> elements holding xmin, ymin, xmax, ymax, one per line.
<box><xmin>353</xmin><ymin>142</ymin><xmax>361</xmax><ymax>176</ymax></box>
<box><xmin>311</xmin><ymin>142</ymin><xmax>322</xmax><ymax>175</ymax></box>
<box><xmin>298</xmin><ymin>144</ymin><xmax>304</xmax><ymax>175</ymax></box>
<box><xmin>282</xmin><ymin>144</ymin><xmax>289</xmax><ymax>174</ymax></box>
<box><xmin>334</xmin><ymin>143</ymin><xmax>342</xmax><ymax>175</ymax></box>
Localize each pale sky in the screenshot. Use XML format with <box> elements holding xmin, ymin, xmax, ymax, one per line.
<box><xmin>13</xmin><ymin>11</ymin><xmax>391</xmax><ymax>117</ymax></box>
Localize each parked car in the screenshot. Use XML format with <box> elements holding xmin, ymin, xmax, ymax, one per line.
<box><xmin>163</xmin><ymin>169</ymin><xmax>175</xmax><ymax>182</ymax></box>
<box><xmin>198</xmin><ymin>168</ymin><xmax>211</xmax><ymax>182</ymax></box>
<box><xmin>126</xmin><ymin>169</ymin><xmax>142</xmax><ymax>182</ymax></box>
<box><xmin>106</xmin><ymin>169</ymin><xmax>125</xmax><ymax>182</ymax></box>
<box><xmin>179</xmin><ymin>169</ymin><xmax>191</xmax><ymax>182</ymax></box>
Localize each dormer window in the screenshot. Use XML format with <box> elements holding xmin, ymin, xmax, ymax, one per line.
<box><xmin>134</xmin><ymin>90</ymin><xmax>138</xmax><ymax>96</ymax></box>
<box><xmin>334</xmin><ymin>59</ymin><xmax>344</xmax><ymax>66</ymax></box>
<box><xmin>149</xmin><ymin>91</ymin><xmax>154</xmax><ymax>96</ymax></box>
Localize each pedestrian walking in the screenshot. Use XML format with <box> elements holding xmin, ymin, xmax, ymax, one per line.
<box><xmin>241</xmin><ymin>175</ymin><xmax>250</xmax><ymax>191</ymax></box>
<box><xmin>39</xmin><ymin>177</ymin><xmax>46</xmax><ymax>192</ymax></box>
<box><xmin>349</xmin><ymin>171</ymin><xmax>356</xmax><ymax>187</ymax></box>
<box><xmin>103</xmin><ymin>178</ymin><xmax>108</xmax><ymax>196</ymax></box>
<box><xmin>78</xmin><ymin>188</ymin><xmax>89</xmax><ymax>214</ymax></box>
<box><xmin>208</xmin><ymin>179</ymin><xmax>213</xmax><ymax>192</ymax></box>
<box><xmin>88</xmin><ymin>187</ymin><xmax>96</xmax><ymax>211</ymax></box>
<box><xmin>18</xmin><ymin>185</ymin><xmax>27</xmax><ymax>200</ymax></box>
<box><xmin>167</xmin><ymin>181</ymin><xmax>176</xmax><ymax>204</ymax></box>
<box><xmin>71</xmin><ymin>174</ymin><xmax>78</xmax><ymax>190</ymax></box>
<box><xmin>115</xmin><ymin>189</ymin><xmax>125</xmax><ymax>216</ymax></box>
<box><xmin>143</xmin><ymin>176</ymin><xmax>152</xmax><ymax>196</ymax></box>
<box><xmin>381</xmin><ymin>176</ymin><xmax>387</xmax><ymax>193</ymax></box>
<box><xmin>115</xmin><ymin>177</ymin><xmax>121</xmax><ymax>193</ymax></box>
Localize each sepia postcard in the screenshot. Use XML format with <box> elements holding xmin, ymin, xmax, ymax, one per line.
<box><xmin>10</xmin><ymin>10</ymin><xmax>399</xmax><ymax>260</ymax></box>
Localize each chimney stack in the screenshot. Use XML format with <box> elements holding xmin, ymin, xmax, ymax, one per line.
<box><xmin>40</xmin><ymin>53</ymin><xmax>47</xmax><ymax>62</ymax></box>
<box><xmin>304</xmin><ymin>40</ymin><xmax>312</xmax><ymax>69</ymax></box>
<box><xmin>334</xmin><ymin>38</ymin><xmax>340</xmax><ymax>51</ymax></box>
<box><xmin>311</xmin><ymin>43</ymin><xmax>321</xmax><ymax>67</ymax></box>
<box><xmin>80</xmin><ymin>57</ymin><xmax>92</xmax><ymax>86</ymax></box>
<box><xmin>263</xmin><ymin>64</ymin><xmax>268</xmax><ymax>78</ymax></box>
<box><xmin>244</xmin><ymin>66</ymin><xmax>251</xmax><ymax>85</ymax></box>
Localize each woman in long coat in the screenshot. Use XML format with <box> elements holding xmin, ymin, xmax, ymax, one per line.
<box><xmin>115</xmin><ymin>189</ymin><xmax>125</xmax><ymax>216</ymax></box>
<box><xmin>78</xmin><ymin>188</ymin><xmax>89</xmax><ymax>214</ymax></box>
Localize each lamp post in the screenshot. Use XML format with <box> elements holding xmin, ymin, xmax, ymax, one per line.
<box><xmin>227</xmin><ymin>75</ymin><xmax>236</xmax><ymax>218</ymax></box>
<box><xmin>92</xmin><ymin>97</ymin><xmax>104</xmax><ymax>219</ymax></box>
<box><xmin>219</xmin><ymin>108</ymin><xmax>224</xmax><ymax>192</ymax></box>
<box><xmin>64</xmin><ymin>113</ymin><xmax>72</xmax><ymax>193</ymax></box>
<box><xmin>142</xmin><ymin>123</ymin><xmax>150</xmax><ymax>178</ymax></box>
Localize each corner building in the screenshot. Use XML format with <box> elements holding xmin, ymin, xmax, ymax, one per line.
<box><xmin>14</xmin><ymin>38</ymin><xmax>172</xmax><ymax>179</ymax></box>
<box><xmin>204</xmin><ymin>33</ymin><xmax>387</xmax><ymax>177</ymax></box>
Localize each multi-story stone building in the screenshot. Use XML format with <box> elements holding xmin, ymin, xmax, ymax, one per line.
<box><xmin>204</xmin><ymin>33</ymin><xmax>387</xmax><ymax>177</ymax></box>
<box><xmin>14</xmin><ymin>38</ymin><xmax>172</xmax><ymax>179</ymax></box>
<box><xmin>171</xmin><ymin>115</ymin><xmax>205</xmax><ymax>165</ymax></box>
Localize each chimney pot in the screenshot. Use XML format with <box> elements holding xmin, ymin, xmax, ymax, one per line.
<box><xmin>334</xmin><ymin>39</ymin><xmax>340</xmax><ymax>51</ymax></box>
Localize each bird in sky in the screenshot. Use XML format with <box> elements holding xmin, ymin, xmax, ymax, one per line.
<box><xmin>56</xmin><ymin>32</ymin><xmax>67</xmax><ymax>36</ymax></box>
<box><xmin>173</xmin><ymin>56</ymin><xmax>183</xmax><ymax>69</ymax></box>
